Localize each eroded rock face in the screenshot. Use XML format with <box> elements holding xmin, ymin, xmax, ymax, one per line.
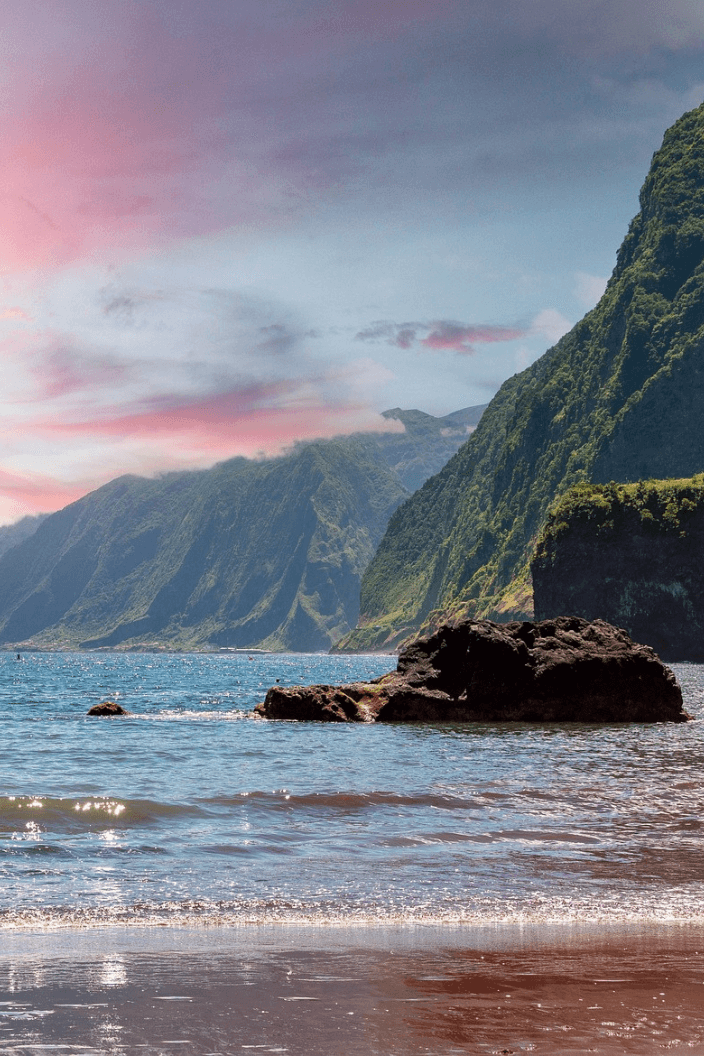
<box><xmin>532</xmin><ymin>480</ymin><xmax>704</xmax><ymax>661</ymax></box>
<box><xmin>87</xmin><ymin>700</ymin><xmax>129</xmax><ymax>716</ymax></box>
<box><xmin>254</xmin><ymin>617</ymin><xmax>688</xmax><ymax>723</ymax></box>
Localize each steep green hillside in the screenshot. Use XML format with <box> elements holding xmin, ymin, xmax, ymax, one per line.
<box><xmin>339</xmin><ymin>102</ymin><xmax>704</xmax><ymax>651</ymax></box>
<box><xmin>532</xmin><ymin>477</ymin><xmax>704</xmax><ymax>660</ymax></box>
<box><xmin>0</xmin><ymin>405</ymin><xmax>483</xmax><ymax>651</ymax></box>
<box><xmin>0</xmin><ymin>443</ymin><xmax>405</xmax><ymax>651</ymax></box>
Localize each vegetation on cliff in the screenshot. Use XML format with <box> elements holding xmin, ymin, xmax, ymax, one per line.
<box><xmin>532</xmin><ymin>476</ymin><xmax>704</xmax><ymax>660</ymax></box>
<box><xmin>339</xmin><ymin>102</ymin><xmax>704</xmax><ymax>651</ymax></box>
<box><xmin>535</xmin><ymin>476</ymin><xmax>704</xmax><ymax>548</ymax></box>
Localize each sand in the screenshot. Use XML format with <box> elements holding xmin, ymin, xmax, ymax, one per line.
<box><xmin>0</xmin><ymin>922</ymin><xmax>703</xmax><ymax>1054</ymax></box>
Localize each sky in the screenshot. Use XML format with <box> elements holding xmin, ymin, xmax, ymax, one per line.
<box><xmin>1</xmin><ymin>0</ymin><xmax>704</xmax><ymax>524</ymax></box>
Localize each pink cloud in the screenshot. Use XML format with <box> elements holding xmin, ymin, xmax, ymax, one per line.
<box><xmin>28</xmin><ymin>380</ymin><xmax>396</xmax><ymax>456</ymax></box>
<box><xmin>31</xmin><ymin>344</ymin><xmax>132</xmax><ymax>400</ymax></box>
<box><xmin>0</xmin><ymin>0</ymin><xmax>469</xmax><ymax>273</ymax></box>
<box><xmin>356</xmin><ymin>319</ymin><xmax>527</xmax><ymax>354</ymax></box>
<box><xmin>0</xmin><ymin>466</ymin><xmax>98</xmax><ymax>516</ymax></box>
<box><xmin>420</xmin><ymin>322</ymin><xmax>526</xmax><ymax>354</ymax></box>
<box><xmin>0</xmin><ymin>366</ymin><xmax>402</xmax><ymax>519</ymax></box>
<box><xmin>0</xmin><ymin>5</ymin><xmax>258</xmax><ymax>270</ymax></box>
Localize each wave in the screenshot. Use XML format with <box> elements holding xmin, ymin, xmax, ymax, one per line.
<box><xmin>0</xmin><ymin>795</ymin><xmax>205</xmax><ymax>832</ymax></box>
<box><xmin>3</xmin><ymin>890</ymin><xmax>704</xmax><ymax>930</ymax></box>
<box><xmin>199</xmin><ymin>790</ymin><xmax>512</xmax><ymax>811</ymax></box>
<box><xmin>141</xmin><ymin>708</ymin><xmax>251</xmax><ymax>721</ymax></box>
<box><xmin>0</xmin><ymin>789</ymin><xmax>521</xmax><ymax>835</ymax></box>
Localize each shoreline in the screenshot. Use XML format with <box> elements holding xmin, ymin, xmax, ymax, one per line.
<box><xmin>3</xmin><ymin>917</ymin><xmax>704</xmax><ymax>936</ymax></box>
<box><xmin>1</xmin><ymin>922</ymin><xmax>703</xmax><ymax>1053</ymax></box>
<box><xmin>4</xmin><ymin>899</ymin><xmax>704</xmax><ymax>931</ymax></box>
<box><xmin>3</xmin><ymin>914</ymin><xmax>704</xmax><ymax>946</ymax></box>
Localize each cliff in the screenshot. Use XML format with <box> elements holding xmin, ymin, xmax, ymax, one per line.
<box><xmin>532</xmin><ymin>477</ymin><xmax>704</xmax><ymax>661</ymax></box>
<box><xmin>338</xmin><ymin>102</ymin><xmax>704</xmax><ymax>652</ymax></box>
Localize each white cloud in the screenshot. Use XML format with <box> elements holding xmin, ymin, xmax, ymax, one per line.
<box><xmin>575</xmin><ymin>271</ymin><xmax>608</xmax><ymax>308</ymax></box>
<box><xmin>530</xmin><ymin>308</ymin><xmax>572</xmax><ymax>345</ymax></box>
<box><xmin>514</xmin><ymin>345</ymin><xmax>536</xmax><ymax>371</ymax></box>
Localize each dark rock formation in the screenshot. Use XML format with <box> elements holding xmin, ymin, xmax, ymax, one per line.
<box><xmin>87</xmin><ymin>700</ymin><xmax>129</xmax><ymax>716</ymax></box>
<box><xmin>255</xmin><ymin>617</ymin><xmax>688</xmax><ymax>723</ymax></box>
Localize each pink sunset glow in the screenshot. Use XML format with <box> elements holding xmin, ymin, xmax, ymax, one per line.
<box><xmin>0</xmin><ymin>0</ymin><xmax>467</xmax><ymax>274</ymax></box>
<box><xmin>0</xmin><ymin>0</ymin><xmax>699</xmax><ymax>523</ymax></box>
<box><xmin>32</xmin><ymin>383</ymin><xmax>400</xmax><ymax>456</ymax></box>
<box><xmin>0</xmin><ymin>467</ymin><xmax>102</xmax><ymax>517</ymax></box>
<box><xmin>355</xmin><ymin>321</ymin><xmax>528</xmax><ymax>355</ymax></box>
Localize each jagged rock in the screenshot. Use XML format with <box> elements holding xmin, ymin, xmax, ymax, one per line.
<box><xmin>255</xmin><ymin>617</ymin><xmax>688</xmax><ymax>723</ymax></box>
<box><xmin>87</xmin><ymin>700</ymin><xmax>129</xmax><ymax>716</ymax></box>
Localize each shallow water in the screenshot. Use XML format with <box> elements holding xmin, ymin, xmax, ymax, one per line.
<box><xmin>1</xmin><ymin>924</ymin><xmax>704</xmax><ymax>1054</ymax></box>
<box><xmin>1</xmin><ymin>651</ymin><xmax>704</xmax><ymax>928</ymax></box>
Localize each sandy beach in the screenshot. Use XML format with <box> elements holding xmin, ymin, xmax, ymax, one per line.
<box><xmin>0</xmin><ymin>923</ymin><xmax>703</xmax><ymax>1054</ymax></box>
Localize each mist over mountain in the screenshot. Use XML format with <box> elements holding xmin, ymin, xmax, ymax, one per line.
<box><xmin>339</xmin><ymin>102</ymin><xmax>704</xmax><ymax>651</ymax></box>
<box><xmin>0</xmin><ymin>515</ymin><xmax>50</xmax><ymax>560</ymax></box>
<box><xmin>0</xmin><ymin>405</ymin><xmax>484</xmax><ymax>652</ymax></box>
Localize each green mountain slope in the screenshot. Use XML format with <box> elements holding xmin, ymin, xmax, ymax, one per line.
<box><xmin>339</xmin><ymin>102</ymin><xmax>704</xmax><ymax>651</ymax></box>
<box><xmin>0</xmin><ymin>406</ymin><xmax>483</xmax><ymax>651</ymax></box>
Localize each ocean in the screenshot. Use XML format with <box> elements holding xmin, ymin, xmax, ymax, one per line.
<box><xmin>2</xmin><ymin>650</ymin><xmax>704</xmax><ymax>929</ymax></box>
<box><xmin>2</xmin><ymin>650</ymin><xmax>704</xmax><ymax>1053</ymax></box>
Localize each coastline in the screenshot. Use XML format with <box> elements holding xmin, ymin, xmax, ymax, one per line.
<box><xmin>2</xmin><ymin>921</ymin><xmax>704</xmax><ymax>1054</ymax></box>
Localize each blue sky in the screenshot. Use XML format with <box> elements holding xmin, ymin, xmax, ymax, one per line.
<box><xmin>1</xmin><ymin>0</ymin><xmax>703</xmax><ymax>522</ymax></box>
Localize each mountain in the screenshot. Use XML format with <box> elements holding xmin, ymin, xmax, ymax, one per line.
<box><xmin>0</xmin><ymin>514</ymin><xmax>49</xmax><ymax>559</ymax></box>
<box><xmin>338</xmin><ymin>102</ymin><xmax>704</xmax><ymax>651</ymax></box>
<box><xmin>354</xmin><ymin>405</ymin><xmax>484</xmax><ymax>492</ymax></box>
<box><xmin>0</xmin><ymin>405</ymin><xmax>484</xmax><ymax>651</ymax></box>
<box><xmin>532</xmin><ymin>477</ymin><xmax>704</xmax><ymax>661</ymax></box>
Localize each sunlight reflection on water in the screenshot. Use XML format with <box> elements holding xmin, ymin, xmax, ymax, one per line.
<box><xmin>0</xmin><ymin>652</ymin><xmax>702</xmax><ymax>926</ymax></box>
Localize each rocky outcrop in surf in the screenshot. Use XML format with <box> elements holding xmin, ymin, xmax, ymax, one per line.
<box><xmin>256</xmin><ymin>617</ymin><xmax>688</xmax><ymax>723</ymax></box>
<box><xmin>87</xmin><ymin>701</ymin><xmax>129</xmax><ymax>716</ymax></box>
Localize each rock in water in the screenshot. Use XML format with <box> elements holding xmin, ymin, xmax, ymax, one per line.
<box><xmin>255</xmin><ymin>617</ymin><xmax>688</xmax><ymax>723</ymax></box>
<box><xmin>87</xmin><ymin>700</ymin><xmax>129</xmax><ymax>716</ymax></box>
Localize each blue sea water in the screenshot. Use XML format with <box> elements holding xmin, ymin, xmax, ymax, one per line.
<box><xmin>1</xmin><ymin>650</ymin><xmax>704</xmax><ymax>929</ymax></box>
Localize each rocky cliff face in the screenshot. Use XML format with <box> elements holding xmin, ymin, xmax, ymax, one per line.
<box><xmin>532</xmin><ymin>477</ymin><xmax>704</xmax><ymax>661</ymax></box>
<box><xmin>339</xmin><ymin>102</ymin><xmax>704</xmax><ymax>652</ymax></box>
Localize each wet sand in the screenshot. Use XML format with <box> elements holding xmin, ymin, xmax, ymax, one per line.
<box><xmin>0</xmin><ymin>923</ymin><xmax>703</xmax><ymax>1054</ymax></box>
